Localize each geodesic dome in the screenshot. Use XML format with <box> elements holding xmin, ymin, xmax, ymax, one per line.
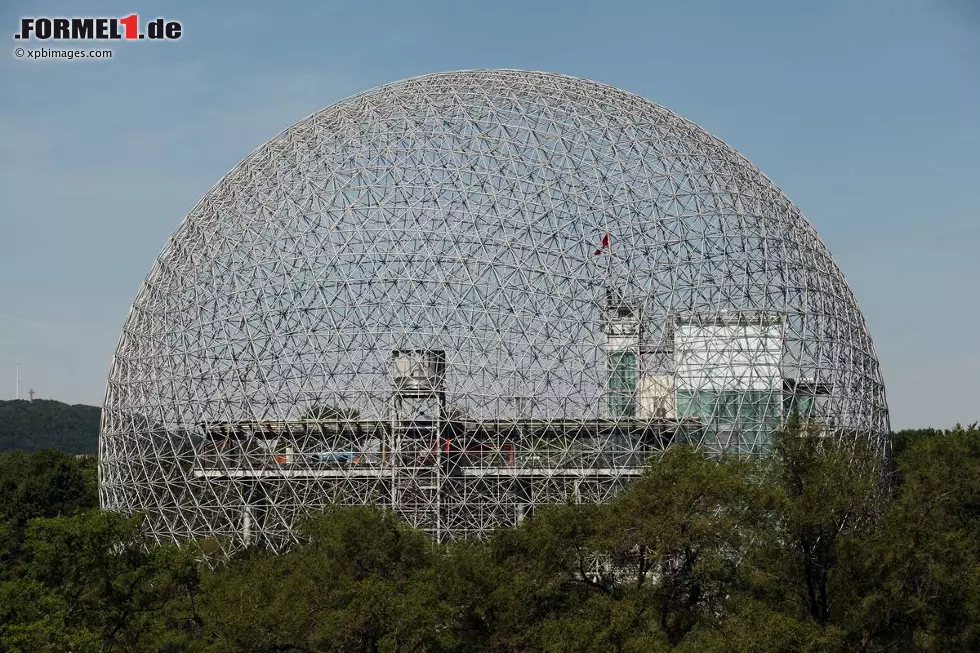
<box><xmin>100</xmin><ymin>69</ymin><xmax>889</xmax><ymax>551</ymax></box>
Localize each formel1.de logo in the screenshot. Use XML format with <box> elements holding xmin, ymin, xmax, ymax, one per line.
<box><xmin>15</xmin><ymin>15</ymin><xmax>182</xmax><ymax>41</ymax></box>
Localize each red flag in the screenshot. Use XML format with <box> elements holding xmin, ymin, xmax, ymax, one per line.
<box><xmin>594</xmin><ymin>232</ymin><xmax>610</xmax><ymax>255</ymax></box>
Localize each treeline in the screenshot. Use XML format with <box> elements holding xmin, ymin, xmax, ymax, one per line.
<box><xmin>0</xmin><ymin>399</ymin><xmax>100</xmax><ymax>454</ymax></box>
<box><xmin>1</xmin><ymin>423</ymin><xmax>979</xmax><ymax>652</ymax></box>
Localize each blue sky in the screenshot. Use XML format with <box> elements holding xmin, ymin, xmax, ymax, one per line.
<box><xmin>0</xmin><ymin>0</ymin><xmax>977</xmax><ymax>428</ymax></box>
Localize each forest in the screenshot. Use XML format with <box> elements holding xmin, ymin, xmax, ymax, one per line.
<box><xmin>0</xmin><ymin>421</ymin><xmax>978</xmax><ymax>652</ymax></box>
<box><xmin>0</xmin><ymin>399</ymin><xmax>100</xmax><ymax>454</ymax></box>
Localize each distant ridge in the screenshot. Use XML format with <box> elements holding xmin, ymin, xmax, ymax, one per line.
<box><xmin>0</xmin><ymin>399</ymin><xmax>100</xmax><ymax>454</ymax></box>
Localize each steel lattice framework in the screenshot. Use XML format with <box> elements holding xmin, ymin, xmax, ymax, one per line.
<box><xmin>100</xmin><ymin>69</ymin><xmax>889</xmax><ymax>552</ymax></box>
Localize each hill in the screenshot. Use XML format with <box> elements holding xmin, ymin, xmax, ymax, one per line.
<box><xmin>0</xmin><ymin>399</ymin><xmax>100</xmax><ymax>454</ymax></box>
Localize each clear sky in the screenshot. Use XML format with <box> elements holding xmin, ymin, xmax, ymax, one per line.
<box><xmin>0</xmin><ymin>0</ymin><xmax>977</xmax><ymax>429</ymax></box>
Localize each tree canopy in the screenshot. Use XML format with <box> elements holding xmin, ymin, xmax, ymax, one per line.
<box><xmin>0</xmin><ymin>399</ymin><xmax>100</xmax><ymax>454</ymax></box>
<box><xmin>2</xmin><ymin>424</ymin><xmax>980</xmax><ymax>652</ymax></box>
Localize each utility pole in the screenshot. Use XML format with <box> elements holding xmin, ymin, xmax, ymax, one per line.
<box><xmin>28</xmin><ymin>388</ymin><xmax>35</xmax><ymax>402</ymax></box>
<box><xmin>15</xmin><ymin>365</ymin><xmax>19</xmax><ymax>400</ymax></box>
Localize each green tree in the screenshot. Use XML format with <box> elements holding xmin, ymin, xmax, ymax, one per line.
<box><xmin>466</xmin><ymin>446</ymin><xmax>763</xmax><ymax>651</ymax></box>
<box><xmin>0</xmin><ymin>449</ymin><xmax>98</xmax><ymax>571</ymax></box>
<box><xmin>475</xmin><ymin>502</ymin><xmax>608</xmax><ymax>651</ymax></box>
<box><xmin>747</xmin><ymin>418</ymin><xmax>884</xmax><ymax>628</ymax></box>
<box><xmin>597</xmin><ymin>446</ymin><xmax>765</xmax><ymax>648</ymax></box>
<box><xmin>4</xmin><ymin>417</ymin><xmax>978</xmax><ymax>652</ymax></box>
<box><xmin>0</xmin><ymin>399</ymin><xmax>101</xmax><ymax>453</ymax></box>
<box><xmin>201</xmin><ymin>506</ymin><xmax>449</xmax><ymax>653</ymax></box>
<box><xmin>680</xmin><ymin>597</ymin><xmax>845</xmax><ymax>653</ymax></box>
<box><xmin>0</xmin><ymin>510</ymin><xmax>202</xmax><ymax>652</ymax></box>
<box><xmin>838</xmin><ymin>423</ymin><xmax>980</xmax><ymax>652</ymax></box>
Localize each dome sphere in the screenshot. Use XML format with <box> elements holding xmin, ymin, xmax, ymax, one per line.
<box><xmin>100</xmin><ymin>70</ymin><xmax>888</xmax><ymax>550</ymax></box>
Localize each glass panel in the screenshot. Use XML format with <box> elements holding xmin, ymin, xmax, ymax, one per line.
<box><xmin>608</xmin><ymin>351</ymin><xmax>638</xmax><ymax>418</ymax></box>
<box><xmin>675</xmin><ymin>389</ymin><xmax>782</xmax><ymax>454</ymax></box>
